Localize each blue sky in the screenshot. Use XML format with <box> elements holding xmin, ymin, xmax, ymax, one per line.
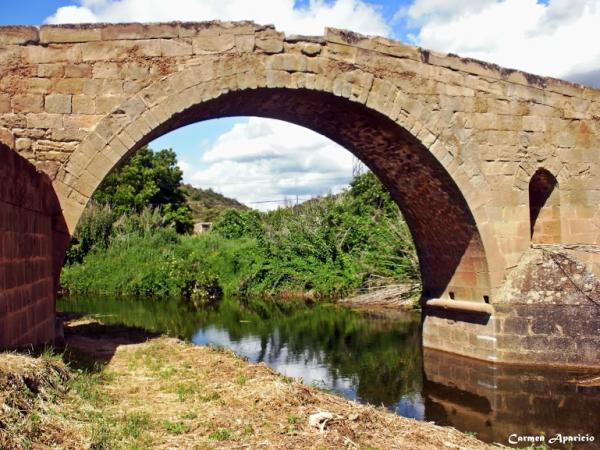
<box><xmin>2</xmin><ymin>0</ymin><xmax>599</xmax><ymax>207</ymax></box>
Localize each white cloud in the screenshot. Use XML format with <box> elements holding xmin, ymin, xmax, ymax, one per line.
<box><xmin>46</xmin><ymin>0</ymin><xmax>390</xmax><ymax>36</ymax></box>
<box><xmin>186</xmin><ymin>118</ymin><xmax>354</xmax><ymax>210</ymax></box>
<box><xmin>177</xmin><ymin>159</ymin><xmax>191</xmax><ymax>174</ymax></box>
<box><xmin>403</xmin><ymin>0</ymin><xmax>600</xmax><ymax>81</ymax></box>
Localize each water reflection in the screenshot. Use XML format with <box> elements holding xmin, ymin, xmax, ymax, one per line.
<box><xmin>423</xmin><ymin>349</ymin><xmax>600</xmax><ymax>447</ymax></box>
<box><xmin>58</xmin><ymin>295</ymin><xmax>600</xmax><ymax>447</ymax></box>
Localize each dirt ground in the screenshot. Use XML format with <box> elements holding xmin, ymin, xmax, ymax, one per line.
<box><xmin>1</xmin><ymin>317</ymin><xmax>498</xmax><ymax>449</ymax></box>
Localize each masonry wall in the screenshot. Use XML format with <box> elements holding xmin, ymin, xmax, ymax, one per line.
<box><xmin>424</xmin><ymin>248</ymin><xmax>600</xmax><ymax>368</ymax></box>
<box><xmin>0</xmin><ymin>143</ymin><xmax>68</xmax><ymax>348</ymax></box>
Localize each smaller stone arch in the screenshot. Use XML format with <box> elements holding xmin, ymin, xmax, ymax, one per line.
<box><xmin>529</xmin><ymin>168</ymin><xmax>561</xmax><ymax>245</ymax></box>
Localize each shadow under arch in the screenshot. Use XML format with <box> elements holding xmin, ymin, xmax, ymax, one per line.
<box><xmin>64</xmin><ymin>87</ymin><xmax>492</xmax><ymax>302</ymax></box>
<box><xmin>0</xmin><ymin>142</ymin><xmax>70</xmax><ymax>347</ymax></box>
<box><xmin>529</xmin><ymin>168</ymin><xmax>561</xmax><ymax>245</ymax></box>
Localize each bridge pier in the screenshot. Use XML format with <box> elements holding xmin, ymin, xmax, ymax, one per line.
<box><xmin>0</xmin><ymin>142</ymin><xmax>68</xmax><ymax>348</ymax></box>
<box><xmin>423</xmin><ymin>247</ymin><xmax>600</xmax><ymax>368</ymax></box>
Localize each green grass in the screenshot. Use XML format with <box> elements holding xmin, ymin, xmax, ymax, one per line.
<box><xmin>209</xmin><ymin>429</ymin><xmax>232</xmax><ymax>441</ymax></box>
<box><xmin>162</xmin><ymin>420</ymin><xmax>190</xmax><ymax>435</ymax></box>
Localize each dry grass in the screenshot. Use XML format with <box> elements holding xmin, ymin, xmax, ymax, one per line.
<box><xmin>0</xmin><ymin>319</ymin><xmax>497</xmax><ymax>449</ymax></box>
<box><xmin>98</xmin><ymin>338</ymin><xmax>496</xmax><ymax>449</ymax></box>
<box><xmin>339</xmin><ymin>284</ymin><xmax>419</xmax><ymax>310</ymax></box>
<box><xmin>0</xmin><ymin>351</ymin><xmax>85</xmax><ymax>449</ymax></box>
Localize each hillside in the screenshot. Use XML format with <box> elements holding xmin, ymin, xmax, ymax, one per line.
<box><xmin>181</xmin><ymin>184</ymin><xmax>248</xmax><ymax>222</ymax></box>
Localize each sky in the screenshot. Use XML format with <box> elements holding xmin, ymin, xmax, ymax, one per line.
<box><xmin>2</xmin><ymin>0</ymin><xmax>599</xmax><ymax>209</ymax></box>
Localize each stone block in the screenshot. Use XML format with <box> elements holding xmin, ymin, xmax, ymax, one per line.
<box><xmin>26</xmin><ymin>113</ymin><xmax>64</xmax><ymax>129</ymax></box>
<box><xmin>178</xmin><ymin>21</ymin><xmax>257</xmax><ymax>38</ymax></box>
<box><xmin>64</xmin><ymin>114</ymin><xmax>103</xmax><ymax>130</ymax></box>
<box><xmin>65</xmin><ymin>63</ymin><xmax>92</xmax><ymax>78</ymax></box>
<box><xmin>120</xmin><ymin>62</ymin><xmax>150</xmax><ymax>80</ymax></box>
<box><xmin>101</xmin><ymin>23</ymin><xmax>179</xmax><ymax>41</ymax></box>
<box><xmin>160</xmin><ymin>39</ymin><xmax>193</xmax><ymax>57</ymax></box>
<box><xmin>45</xmin><ymin>94</ymin><xmax>72</xmax><ymax>114</ymax></box>
<box><xmin>522</xmin><ymin>115</ymin><xmax>546</xmax><ymax>132</ymax></box>
<box><xmin>27</xmin><ymin>78</ymin><xmax>52</xmax><ymax>94</ymax></box>
<box><xmin>15</xmin><ymin>138</ymin><xmax>32</xmax><ymax>152</ymax></box>
<box><xmin>0</xmin><ymin>95</ymin><xmax>10</xmax><ymax>114</ymax></box>
<box><xmin>81</xmin><ymin>40</ymin><xmax>160</xmax><ymax>61</ymax></box>
<box><xmin>0</xmin><ymin>26</ymin><xmax>38</xmax><ymax>45</ymax></box>
<box><xmin>256</xmin><ymin>31</ymin><xmax>284</xmax><ymax>54</ymax></box>
<box><xmin>95</xmin><ymin>96</ymin><xmax>127</xmax><ymax>114</ymax></box>
<box><xmin>192</xmin><ymin>34</ymin><xmax>235</xmax><ymax>54</ymax></box>
<box><xmin>11</xmin><ymin>95</ymin><xmax>43</xmax><ymax>113</ymax></box>
<box><xmin>37</xmin><ymin>63</ymin><xmax>64</xmax><ymax>78</ymax></box>
<box><xmin>232</xmin><ymin>34</ymin><xmax>254</xmax><ymax>53</ymax></box>
<box><xmin>26</xmin><ymin>45</ymin><xmax>81</xmax><ymax>64</ymax></box>
<box><xmin>301</xmin><ymin>43</ymin><xmax>322</xmax><ymax>56</ymax></box>
<box><xmin>92</xmin><ymin>62</ymin><xmax>121</xmax><ymax>79</ymax></box>
<box><xmin>40</xmin><ymin>25</ymin><xmax>101</xmax><ymax>43</ymax></box>
<box><xmin>54</xmin><ymin>78</ymin><xmax>85</xmax><ymax>95</ymax></box>
<box><xmin>72</xmin><ymin>95</ymin><xmax>95</xmax><ymax>115</ymax></box>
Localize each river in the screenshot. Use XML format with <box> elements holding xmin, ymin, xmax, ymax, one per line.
<box><xmin>58</xmin><ymin>295</ymin><xmax>600</xmax><ymax>448</ymax></box>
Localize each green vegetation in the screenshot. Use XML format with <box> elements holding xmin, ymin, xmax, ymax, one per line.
<box><xmin>62</xmin><ymin>171</ymin><xmax>419</xmax><ymax>300</ymax></box>
<box><xmin>61</xmin><ymin>142</ymin><xmax>419</xmax><ymax>301</ymax></box>
<box><xmin>67</xmin><ymin>146</ymin><xmax>194</xmax><ymax>264</ymax></box>
<box><xmin>182</xmin><ymin>183</ymin><xmax>247</xmax><ymax>222</ymax></box>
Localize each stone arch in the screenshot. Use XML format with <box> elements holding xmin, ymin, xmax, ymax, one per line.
<box><xmin>56</xmin><ymin>59</ymin><xmax>497</xmax><ymax>303</ymax></box>
<box><xmin>529</xmin><ymin>168</ymin><xmax>561</xmax><ymax>245</ymax></box>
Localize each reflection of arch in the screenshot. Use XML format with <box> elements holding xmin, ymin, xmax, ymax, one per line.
<box><xmin>529</xmin><ymin>169</ymin><xmax>561</xmax><ymax>245</ymax></box>
<box><xmin>58</xmin><ymin>63</ymin><xmax>495</xmax><ymax>302</ymax></box>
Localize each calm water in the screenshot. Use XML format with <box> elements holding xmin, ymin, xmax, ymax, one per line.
<box><xmin>58</xmin><ymin>295</ymin><xmax>600</xmax><ymax>448</ymax></box>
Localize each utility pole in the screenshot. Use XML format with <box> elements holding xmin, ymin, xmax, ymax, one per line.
<box><xmin>352</xmin><ymin>156</ymin><xmax>365</xmax><ymax>178</ymax></box>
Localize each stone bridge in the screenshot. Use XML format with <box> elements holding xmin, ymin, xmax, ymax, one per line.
<box><xmin>0</xmin><ymin>22</ymin><xmax>598</xmax><ymax>367</ymax></box>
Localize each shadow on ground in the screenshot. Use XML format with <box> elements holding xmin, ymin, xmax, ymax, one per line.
<box><xmin>58</xmin><ymin>312</ymin><xmax>160</xmax><ymax>370</ymax></box>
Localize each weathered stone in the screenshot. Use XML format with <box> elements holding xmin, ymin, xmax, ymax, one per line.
<box><xmin>95</xmin><ymin>96</ymin><xmax>127</xmax><ymax>114</ymax></box>
<box><xmin>256</xmin><ymin>37</ymin><xmax>284</xmax><ymax>54</ymax></box>
<box><xmin>26</xmin><ymin>113</ymin><xmax>63</xmax><ymax>129</ymax></box>
<box><xmin>0</xmin><ymin>26</ymin><xmax>38</xmax><ymax>45</ymax></box>
<box><xmin>301</xmin><ymin>43</ymin><xmax>322</xmax><ymax>56</ymax></box>
<box><xmin>44</xmin><ymin>94</ymin><xmax>72</xmax><ymax>114</ymax></box>
<box><xmin>40</xmin><ymin>25</ymin><xmax>101</xmax><ymax>44</ymax></box>
<box><xmin>234</xmin><ymin>34</ymin><xmax>255</xmax><ymax>53</ymax></box>
<box><xmin>15</xmin><ymin>137</ymin><xmax>31</xmax><ymax>152</ymax></box>
<box><xmin>0</xmin><ymin>95</ymin><xmax>10</xmax><ymax>113</ymax></box>
<box><xmin>37</xmin><ymin>63</ymin><xmax>64</xmax><ymax>78</ymax></box>
<box><xmin>101</xmin><ymin>23</ymin><xmax>179</xmax><ymax>41</ymax></box>
<box><xmin>160</xmin><ymin>39</ymin><xmax>193</xmax><ymax>57</ymax></box>
<box><xmin>92</xmin><ymin>62</ymin><xmax>120</xmax><ymax>79</ymax></box>
<box><xmin>64</xmin><ymin>63</ymin><xmax>92</xmax><ymax>78</ymax></box>
<box><xmin>192</xmin><ymin>34</ymin><xmax>235</xmax><ymax>54</ymax></box>
<box><xmin>72</xmin><ymin>95</ymin><xmax>95</xmax><ymax>114</ymax></box>
<box><xmin>27</xmin><ymin>78</ymin><xmax>52</xmax><ymax>94</ymax></box>
<box><xmin>11</xmin><ymin>95</ymin><xmax>43</xmax><ymax>113</ymax></box>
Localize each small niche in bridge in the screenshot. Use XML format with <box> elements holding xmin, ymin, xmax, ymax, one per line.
<box><xmin>529</xmin><ymin>169</ymin><xmax>561</xmax><ymax>245</ymax></box>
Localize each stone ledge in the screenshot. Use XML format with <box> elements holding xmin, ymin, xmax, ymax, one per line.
<box><xmin>0</xmin><ymin>26</ymin><xmax>39</xmax><ymax>45</ymax></box>
<box><xmin>426</xmin><ymin>298</ymin><xmax>494</xmax><ymax>315</ymax></box>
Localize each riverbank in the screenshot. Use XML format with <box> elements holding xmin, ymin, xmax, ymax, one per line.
<box><xmin>1</xmin><ymin>316</ymin><xmax>494</xmax><ymax>449</ymax></box>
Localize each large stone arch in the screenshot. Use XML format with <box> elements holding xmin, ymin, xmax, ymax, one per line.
<box><xmin>1</xmin><ymin>21</ymin><xmax>599</xmax><ymax>366</ymax></box>
<box><xmin>56</xmin><ymin>57</ymin><xmax>496</xmax><ymax>303</ymax></box>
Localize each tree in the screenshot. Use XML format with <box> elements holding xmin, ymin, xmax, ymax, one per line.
<box><xmin>93</xmin><ymin>146</ymin><xmax>194</xmax><ymax>233</ymax></box>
